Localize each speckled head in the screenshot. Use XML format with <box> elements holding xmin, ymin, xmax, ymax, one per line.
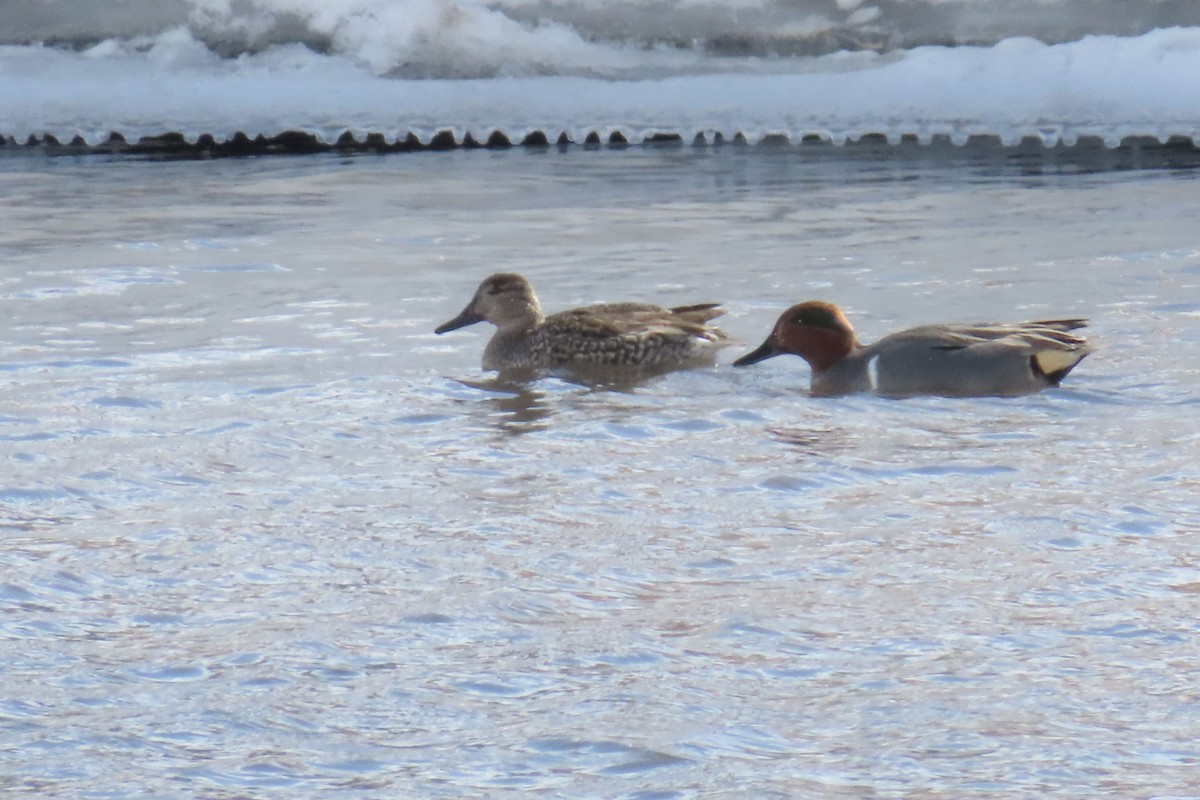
<box><xmin>733</xmin><ymin>300</ymin><xmax>858</xmax><ymax>372</ymax></box>
<box><xmin>435</xmin><ymin>272</ymin><xmax>544</xmax><ymax>334</ymax></box>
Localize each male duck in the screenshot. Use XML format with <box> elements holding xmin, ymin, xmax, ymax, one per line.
<box><xmin>436</xmin><ymin>273</ymin><xmax>730</xmax><ymax>374</ymax></box>
<box><xmin>734</xmin><ymin>300</ymin><xmax>1092</xmax><ymax>397</ymax></box>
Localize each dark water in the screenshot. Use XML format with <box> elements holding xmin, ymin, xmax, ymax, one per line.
<box><xmin>2</xmin><ymin>148</ymin><xmax>1199</xmax><ymax>797</ymax></box>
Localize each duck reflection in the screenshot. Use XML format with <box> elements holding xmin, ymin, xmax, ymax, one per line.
<box><xmin>456</xmin><ymin>366</ymin><xmax>657</xmax><ymax>436</ymax></box>
<box><xmin>766</xmin><ymin>425</ymin><xmax>852</xmax><ymax>455</ymax></box>
<box><xmin>457</xmin><ymin>376</ymin><xmax>556</xmax><ymax>437</ymax></box>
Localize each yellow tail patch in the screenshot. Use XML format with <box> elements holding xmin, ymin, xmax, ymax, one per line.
<box><xmin>1034</xmin><ymin>349</ymin><xmax>1084</xmax><ymax>375</ymax></box>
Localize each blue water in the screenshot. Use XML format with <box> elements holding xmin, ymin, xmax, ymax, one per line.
<box><xmin>1</xmin><ymin>147</ymin><xmax>1199</xmax><ymax>797</ymax></box>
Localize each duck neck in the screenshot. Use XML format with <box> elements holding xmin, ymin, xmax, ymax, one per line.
<box><xmin>805</xmin><ymin>329</ymin><xmax>858</xmax><ymax>373</ymax></box>
<box><xmin>496</xmin><ymin>299</ymin><xmax>544</xmax><ymax>334</ymax></box>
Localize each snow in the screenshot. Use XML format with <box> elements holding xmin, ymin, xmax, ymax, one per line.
<box><xmin>2</xmin><ymin>1</ymin><xmax>1199</xmax><ymax>147</ymax></box>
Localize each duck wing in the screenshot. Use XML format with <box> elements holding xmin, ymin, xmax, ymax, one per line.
<box><xmin>921</xmin><ymin>320</ymin><xmax>1090</xmax><ymax>352</ymax></box>
<box><xmin>547</xmin><ymin>304</ymin><xmax>728</xmax><ymax>341</ymax></box>
<box><xmin>533</xmin><ymin>303</ymin><xmax>729</xmax><ymax>367</ymax></box>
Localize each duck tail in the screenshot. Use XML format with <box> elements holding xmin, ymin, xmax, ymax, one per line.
<box><xmin>1029</xmin><ymin>318</ymin><xmax>1089</xmax><ymax>332</ymax></box>
<box><xmin>1032</xmin><ymin>348</ymin><xmax>1092</xmax><ymax>386</ymax></box>
<box><xmin>670</xmin><ymin>303</ymin><xmax>725</xmax><ymax>323</ymax></box>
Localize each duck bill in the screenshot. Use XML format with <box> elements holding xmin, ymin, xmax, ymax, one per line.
<box><xmin>733</xmin><ymin>337</ymin><xmax>783</xmax><ymax>367</ymax></box>
<box><xmin>435</xmin><ymin>305</ymin><xmax>484</xmax><ymax>334</ymax></box>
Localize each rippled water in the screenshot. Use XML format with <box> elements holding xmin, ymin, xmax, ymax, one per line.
<box><xmin>2</xmin><ymin>146</ymin><xmax>1199</xmax><ymax>798</ymax></box>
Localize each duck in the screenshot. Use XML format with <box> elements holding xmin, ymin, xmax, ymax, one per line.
<box><xmin>435</xmin><ymin>272</ymin><xmax>730</xmax><ymax>375</ymax></box>
<box><xmin>733</xmin><ymin>300</ymin><xmax>1092</xmax><ymax>398</ymax></box>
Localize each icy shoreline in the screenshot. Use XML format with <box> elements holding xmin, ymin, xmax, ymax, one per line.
<box><xmin>4</xmin><ymin>28</ymin><xmax>1200</xmax><ymax>150</ymax></box>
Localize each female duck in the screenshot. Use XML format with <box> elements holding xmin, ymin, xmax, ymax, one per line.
<box><xmin>734</xmin><ymin>300</ymin><xmax>1092</xmax><ymax>397</ymax></box>
<box><xmin>436</xmin><ymin>273</ymin><xmax>730</xmax><ymax>374</ymax></box>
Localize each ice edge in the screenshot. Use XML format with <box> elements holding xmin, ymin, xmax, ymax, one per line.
<box><xmin>5</xmin><ymin>126</ymin><xmax>1200</xmax><ymax>156</ymax></box>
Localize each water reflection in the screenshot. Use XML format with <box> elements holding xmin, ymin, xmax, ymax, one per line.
<box><xmin>455</xmin><ymin>363</ymin><xmax>688</xmax><ymax>437</ymax></box>
<box><xmin>456</xmin><ymin>377</ymin><xmax>556</xmax><ymax>437</ymax></box>
<box><xmin>767</xmin><ymin>425</ymin><xmax>852</xmax><ymax>455</ymax></box>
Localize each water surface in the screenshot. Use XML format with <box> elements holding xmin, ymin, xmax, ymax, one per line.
<box><xmin>2</xmin><ymin>148</ymin><xmax>1199</xmax><ymax>797</ymax></box>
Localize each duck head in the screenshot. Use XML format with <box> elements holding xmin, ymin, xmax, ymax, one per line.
<box><xmin>435</xmin><ymin>273</ymin><xmax>544</xmax><ymax>334</ymax></box>
<box><xmin>733</xmin><ymin>300</ymin><xmax>858</xmax><ymax>372</ymax></box>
